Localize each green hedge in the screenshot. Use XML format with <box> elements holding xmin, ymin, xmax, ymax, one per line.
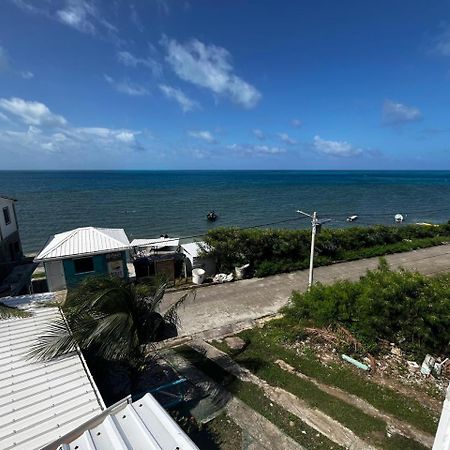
<box><xmin>204</xmin><ymin>223</ymin><xmax>450</xmax><ymax>277</ymax></box>
<box><xmin>283</xmin><ymin>260</ymin><xmax>450</xmax><ymax>358</ymax></box>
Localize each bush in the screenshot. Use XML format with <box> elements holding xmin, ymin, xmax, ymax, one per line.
<box><xmin>283</xmin><ymin>260</ymin><xmax>450</xmax><ymax>358</ymax></box>
<box><xmin>205</xmin><ymin>223</ymin><xmax>450</xmax><ymax>277</ymax></box>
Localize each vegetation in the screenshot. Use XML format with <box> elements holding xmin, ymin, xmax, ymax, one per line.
<box><xmin>175</xmin><ymin>345</ymin><xmax>339</xmax><ymax>450</ymax></box>
<box><xmin>30</xmin><ymin>276</ymin><xmax>191</xmax><ymax>365</ymax></box>
<box><xmin>213</xmin><ymin>322</ymin><xmax>439</xmax><ymax>435</ymax></box>
<box><xmin>204</xmin><ymin>223</ymin><xmax>450</xmax><ymax>277</ymax></box>
<box><xmin>0</xmin><ymin>302</ymin><xmax>31</xmax><ymax>319</ymax></box>
<box><xmin>171</xmin><ymin>410</ymin><xmax>242</xmax><ymax>450</ymax></box>
<box><xmin>283</xmin><ymin>260</ymin><xmax>450</xmax><ymax>358</ymax></box>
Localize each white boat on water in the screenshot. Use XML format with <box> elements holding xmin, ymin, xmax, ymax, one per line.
<box><xmin>395</xmin><ymin>213</ymin><xmax>404</xmax><ymax>223</ymax></box>
<box><xmin>347</xmin><ymin>215</ymin><xmax>358</xmax><ymax>222</ymax></box>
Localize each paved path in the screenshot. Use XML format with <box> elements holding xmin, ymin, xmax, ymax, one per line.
<box><xmin>163</xmin><ymin>244</ymin><xmax>450</xmax><ymax>337</ymax></box>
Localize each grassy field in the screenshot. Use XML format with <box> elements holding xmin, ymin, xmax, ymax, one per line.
<box><xmin>175</xmin><ymin>345</ymin><xmax>341</xmax><ymax>450</ymax></box>
<box><xmin>213</xmin><ymin>323</ymin><xmax>439</xmax><ymax>436</ymax></box>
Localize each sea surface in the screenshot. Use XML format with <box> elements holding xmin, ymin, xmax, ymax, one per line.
<box><xmin>0</xmin><ymin>170</ymin><xmax>449</xmax><ymax>254</ymax></box>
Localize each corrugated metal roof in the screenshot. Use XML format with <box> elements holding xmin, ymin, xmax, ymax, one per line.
<box><xmin>131</xmin><ymin>237</ymin><xmax>180</xmax><ymax>250</ymax></box>
<box><xmin>181</xmin><ymin>241</ymin><xmax>211</xmax><ymax>259</ymax></box>
<box><xmin>53</xmin><ymin>393</ymin><xmax>199</xmax><ymax>450</ymax></box>
<box><xmin>0</xmin><ymin>293</ymin><xmax>105</xmax><ymax>450</ymax></box>
<box><xmin>35</xmin><ymin>227</ymin><xmax>130</xmax><ymax>261</ymax></box>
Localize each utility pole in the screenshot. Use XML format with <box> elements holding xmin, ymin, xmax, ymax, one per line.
<box><xmin>297</xmin><ymin>210</ymin><xmax>330</xmax><ymax>289</ymax></box>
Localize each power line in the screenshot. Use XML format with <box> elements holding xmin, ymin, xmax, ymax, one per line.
<box><xmin>131</xmin><ymin>215</ymin><xmax>310</xmax><ymax>247</ymax></box>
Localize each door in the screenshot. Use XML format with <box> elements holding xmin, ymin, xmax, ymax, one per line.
<box><xmin>45</xmin><ymin>260</ymin><xmax>66</xmax><ymax>292</ymax></box>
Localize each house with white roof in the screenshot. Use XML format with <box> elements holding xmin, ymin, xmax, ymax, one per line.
<box><xmin>0</xmin><ymin>292</ymin><xmax>199</xmax><ymax>450</ymax></box>
<box><xmin>35</xmin><ymin>227</ymin><xmax>131</xmax><ymax>291</ymax></box>
<box><xmin>0</xmin><ymin>293</ymin><xmax>105</xmax><ymax>450</ymax></box>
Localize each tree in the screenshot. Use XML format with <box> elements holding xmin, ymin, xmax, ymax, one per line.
<box><xmin>30</xmin><ymin>276</ymin><xmax>193</xmax><ymax>366</ymax></box>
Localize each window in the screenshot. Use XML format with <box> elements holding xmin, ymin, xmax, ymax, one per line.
<box><xmin>3</xmin><ymin>207</ymin><xmax>11</xmax><ymax>225</ymax></box>
<box><xmin>74</xmin><ymin>257</ymin><xmax>94</xmax><ymax>274</ymax></box>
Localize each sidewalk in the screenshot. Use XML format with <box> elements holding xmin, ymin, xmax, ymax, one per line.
<box><xmin>163</xmin><ymin>244</ymin><xmax>450</xmax><ymax>337</ymax></box>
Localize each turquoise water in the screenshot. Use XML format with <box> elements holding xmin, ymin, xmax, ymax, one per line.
<box><xmin>0</xmin><ymin>170</ymin><xmax>449</xmax><ymax>254</ymax></box>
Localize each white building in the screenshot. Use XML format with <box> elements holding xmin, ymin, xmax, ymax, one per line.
<box><xmin>0</xmin><ymin>293</ymin><xmax>105</xmax><ymax>450</ymax></box>
<box><xmin>0</xmin><ymin>195</ymin><xmax>23</xmax><ymax>280</ymax></box>
<box><xmin>181</xmin><ymin>241</ymin><xmax>216</xmax><ymax>277</ymax></box>
<box><xmin>35</xmin><ymin>227</ymin><xmax>130</xmax><ymax>292</ymax></box>
<box><xmin>0</xmin><ymin>292</ymin><xmax>199</xmax><ymax>450</ymax></box>
<box><xmin>43</xmin><ymin>393</ymin><xmax>199</xmax><ymax>450</ymax></box>
<box><xmin>433</xmin><ymin>382</ymin><xmax>450</xmax><ymax>450</ymax></box>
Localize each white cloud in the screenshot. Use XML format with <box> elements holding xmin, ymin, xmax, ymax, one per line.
<box><xmin>56</xmin><ymin>0</ymin><xmax>98</xmax><ymax>34</ymax></box>
<box><xmin>382</xmin><ymin>100</ymin><xmax>422</xmax><ymax>126</ymax></box>
<box><xmin>0</xmin><ymin>46</ymin><xmax>33</xmax><ymax>79</ymax></box>
<box><xmin>252</xmin><ymin>128</ymin><xmax>265</xmax><ymax>140</ymax></box>
<box><xmin>228</xmin><ymin>143</ymin><xmax>285</xmax><ymax>156</ymax></box>
<box><xmin>0</xmin><ymin>97</ymin><xmax>67</xmax><ymax>126</ymax></box>
<box><xmin>163</xmin><ymin>37</ymin><xmax>261</xmax><ymax>108</ymax></box>
<box><xmin>130</xmin><ymin>4</ymin><xmax>144</xmax><ymax>32</ymax></box>
<box><xmin>12</xmin><ymin>0</ymin><xmax>118</xmax><ymax>40</ymax></box>
<box><xmin>313</xmin><ymin>135</ymin><xmax>363</xmax><ymax>157</ymax></box>
<box><xmin>188</xmin><ymin>130</ymin><xmax>216</xmax><ymax>143</ymax></box>
<box><xmin>20</xmin><ymin>70</ymin><xmax>34</xmax><ymax>79</ymax></box>
<box><xmin>432</xmin><ymin>24</ymin><xmax>450</xmax><ymax>56</ymax></box>
<box><xmin>117</xmin><ymin>51</ymin><xmax>162</xmax><ymax>77</ymax></box>
<box><xmin>0</xmin><ymin>96</ymin><xmax>145</xmax><ymax>158</ymax></box>
<box><xmin>277</xmin><ymin>132</ymin><xmax>297</xmax><ymax>145</ymax></box>
<box><xmin>74</xmin><ymin>127</ymin><xmax>139</xmax><ymax>144</ymax></box>
<box><xmin>291</xmin><ymin>118</ymin><xmax>302</xmax><ymax>128</ymax></box>
<box><xmin>104</xmin><ymin>74</ymin><xmax>149</xmax><ymax>96</ymax></box>
<box><xmin>159</xmin><ymin>84</ymin><xmax>199</xmax><ymax>112</ymax></box>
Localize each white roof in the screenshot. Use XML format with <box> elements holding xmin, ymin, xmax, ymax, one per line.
<box><xmin>35</xmin><ymin>227</ymin><xmax>130</xmax><ymax>261</ymax></box>
<box><xmin>51</xmin><ymin>393</ymin><xmax>198</xmax><ymax>450</ymax></box>
<box><xmin>181</xmin><ymin>241</ymin><xmax>211</xmax><ymax>258</ymax></box>
<box><xmin>0</xmin><ymin>293</ymin><xmax>104</xmax><ymax>450</ymax></box>
<box><xmin>131</xmin><ymin>237</ymin><xmax>180</xmax><ymax>250</ymax></box>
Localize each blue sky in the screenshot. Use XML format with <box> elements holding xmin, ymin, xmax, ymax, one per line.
<box><xmin>1</xmin><ymin>0</ymin><xmax>450</xmax><ymax>170</ymax></box>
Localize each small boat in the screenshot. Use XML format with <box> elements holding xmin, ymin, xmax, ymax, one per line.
<box><xmin>207</xmin><ymin>211</ymin><xmax>217</xmax><ymax>222</ymax></box>
<box><xmin>346</xmin><ymin>215</ymin><xmax>358</xmax><ymax>222</ymax></box>
<box><xmin>394</xmin><ymin>213</ymin><xmax>404</xmax><ymax>223</ymax></box>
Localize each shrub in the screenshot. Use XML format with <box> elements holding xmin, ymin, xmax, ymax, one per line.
<box><xmin>283</xmin><ymin>260</ymin><xmax>450</xmax><ymax>357</ymax></box>
<box><xmin>205</xmin><ymin>223</ymin><xmax>450</xmax><ymax>277</ymax></box>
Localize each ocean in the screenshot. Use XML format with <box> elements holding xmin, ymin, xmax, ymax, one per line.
<box><xmin>1</xmin><ymin>170</ymin><xmax>449</xmax><ymax>254</ymax></box>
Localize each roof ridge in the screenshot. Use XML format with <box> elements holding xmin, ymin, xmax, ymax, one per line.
<box><xmin>39</xmin><ymin>228</ymin><xmax>78</xmax><ymax>259</ymax></box>
<box><xmin>94</xmin><ymin>227</ymin><xmax>129</xmax><ymax>247</ymax></box>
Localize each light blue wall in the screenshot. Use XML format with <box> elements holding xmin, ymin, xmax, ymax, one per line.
<box><xmin>63</xmin><ymin>251</ymin><xmax>128</xmax><ymax>288</ymax></box>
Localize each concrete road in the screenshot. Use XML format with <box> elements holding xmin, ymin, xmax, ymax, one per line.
<box><xmin>163</xmin><ymin>244</ymin><xmax>450</xmax><ymax>337</ymax></box>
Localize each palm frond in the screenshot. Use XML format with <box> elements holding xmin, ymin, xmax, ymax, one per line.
<box><xmin>0</xmin><ymin>302</ymin><xmax>31</xmax><ymax>320</ymax></box>
<box><xmin>163</xmin><ymin>289</ymin><xmax>196</xmax><ymax>328</ymax></box>
<box><xmin>28</xmin><ymin>316</ymin><xmax>77</xmax><ymax>361</ymax></box>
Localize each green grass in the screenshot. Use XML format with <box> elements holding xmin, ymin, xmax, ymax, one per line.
<box><xmin>215</xmin><ymin>322</ymin><xmax>439</xmax><ymax>436</ymax></box>
<box><xmin>174</xmin><ymin>345</ymin><xmax>341</xmax><ymax>450</ymax></box>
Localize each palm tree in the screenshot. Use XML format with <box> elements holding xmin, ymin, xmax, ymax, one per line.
<box><xmin>30</xmin><ymin>276</ymin><xmax>193</xmax><ymax>367</ymax></box>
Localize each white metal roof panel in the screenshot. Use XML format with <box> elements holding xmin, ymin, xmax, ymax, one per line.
<box><xmin>0</xmin><ymin>293</ymin><xmax>104</xmax><ymax>450</ymax></box>
<box><xmin>131</xmin><ymin>237</ymin><xmax>180</xmax><ymax>250</ymax></box>
<box><xmin>35</xmin><ymin>227</ymin><xmax>130</xmax><ymax>261</ymax></box>
<box><xmin>181</xmin><ymin>241</ymin><xmax>211</xmax><ymax>258</ymax></box>
<box><xmin>58</xmin><ymin>393</ymin><xmax>198</xmax><ymax>450</ymax></box>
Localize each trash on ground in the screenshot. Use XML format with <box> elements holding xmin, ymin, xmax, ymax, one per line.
<box><xmin>342</xmin><ymin>354</ymin><xmax>370</xmax><ymax>371</ymax></box>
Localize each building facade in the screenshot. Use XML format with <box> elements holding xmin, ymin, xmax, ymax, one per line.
<box><xmin>35</xmin><ymin>227</ymin><xmax>130</xmax><ymax>292</ymax></box>
<box><xmin>0</xmin><ymin>195</ymin><xmax>23</xmax><ymax>280</ymax></box>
